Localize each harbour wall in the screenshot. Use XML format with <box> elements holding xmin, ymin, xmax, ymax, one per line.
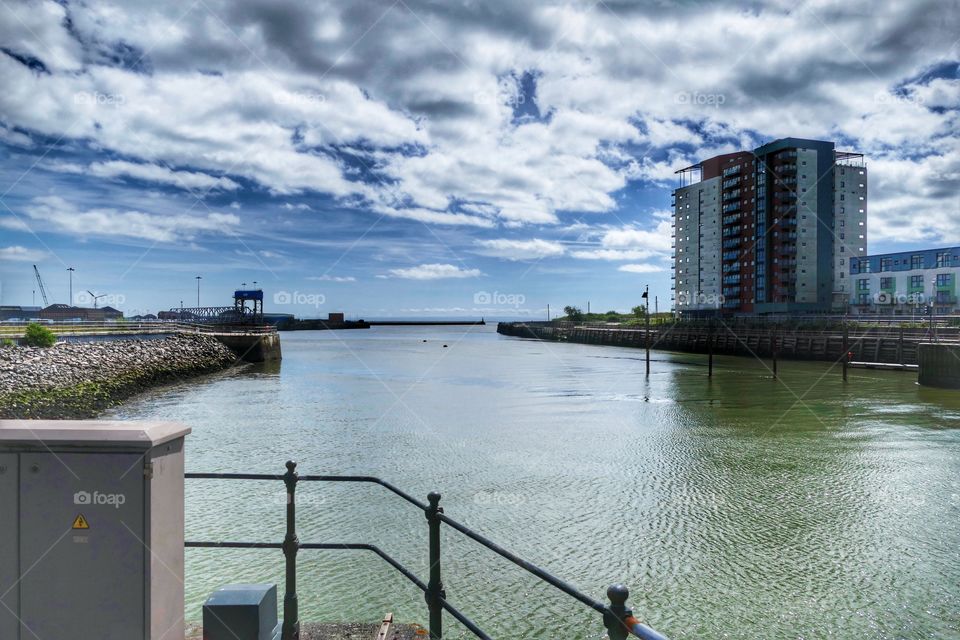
<box><xmin>497</xmin><ymin>322</ymin><xmax>952</xmax><ymax>366</ymax></box>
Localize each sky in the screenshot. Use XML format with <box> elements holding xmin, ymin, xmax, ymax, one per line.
<box><xmin>0</xmin><ymin>0</ymin><xmax>958</xmax><ymax>319</ymax></box>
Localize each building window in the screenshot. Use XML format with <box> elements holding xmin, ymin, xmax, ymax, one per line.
<box><xmin>880</xmin><ymin>257</ymin><xmax>892</xmax><ymax>271</ymax></box>
<box><xmin>911</xmin><ymin>255</ymin><xmax>923</xmax><ymax>269</ymax></box>
<box><xmin>881</xmin><ymin>277</ymin><xmax>895</xmax><ymax>289</ymax></box>
<box><xmin>857</xmin><ymin>279</ymin><xmax>869</xmax><ymax>291</ymax></box>
<box><xmin>911</xmin><ymin>275</ymin><xmax>924</xmax><ymax>289</ymax></box>
<box><xmin>937</xmin><ymin>251</ymin><xmax>951</xmax><ymax>267</ymax></box>
<box><xmin>937</xmin><ymin>273</ymin><xmax>952</xmax><ymax>287</ymax></box>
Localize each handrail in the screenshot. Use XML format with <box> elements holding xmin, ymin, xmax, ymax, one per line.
<box><xmin>184</xmin><ymin>464</ymin><xmax>669</xmax><ymax>640</ymax></box>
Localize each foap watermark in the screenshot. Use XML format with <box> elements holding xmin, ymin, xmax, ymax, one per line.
<box><xmin>675</xmin><ymin>91</ymin><xmax>726</xmax><ymax>107</ymax></box>
<box><xmin>873</xmin><ymin>90</ymin><xmax>924</xmax><ymax>107</ymax></box>
<box><xmin>873</xmin><ymin>291</ymin><xmax>927</xmax><ymax>305</ymax></box>
<box><xmin>75</xmin><ymin>291</ymin><xmax>126</xmax><ymax>306</ymax></box>
<box><xmin>473</xmin><ymin>90</ymin><xmax>526</xmax><ymax>108</ymax></box>
<box><xmin>271</xmin><ymin>490</ymin><xmax>325</xmax><ymax>507</ymax></box>
<box><xmin>473</xmin><ymin>490</ymin><xmax>526</xmax><ymax>506</ymax></box>
<box><xmin>273</xmin><ymin>91</ymin><xmax>326</xmax><ymax>106</ymax></box>
<box><xmin>74</xmin><ymin>91</ymin><xmax>126</xmax><ymax>108</ymax></box>
<box><xmin>74</xmin><ymin>490</ymin><xmax>126</xmax><ymax>509</ymax></box>
<box><xmin>473</xmin><ymin>291</ymin><xmax>526</xmax><ymax>307</ymax></box>
<box><xmin>274</xmin><ymin>291</ymin><xmax>325</xmax><ymax>308</ymax></box>
<box><xmin>676</xmin><ymin>291</ymin><xmax>725</xmax><ymax>306</ymax></box>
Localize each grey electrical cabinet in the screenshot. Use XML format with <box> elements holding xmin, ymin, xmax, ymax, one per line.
<box><xmin>0</xmin><ymin>420</ymin><xmax>191</xmax><ymax>640</ymax></box>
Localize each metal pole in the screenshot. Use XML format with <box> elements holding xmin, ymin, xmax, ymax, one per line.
<box><xmin>645</xmin><ymin>285</ymin><xmax>650</xmax><ymax>377</ymax></box>
<box><xmin>708</xmin><ymin>322</ymin><xmax>714</xmax><ymax>377</ymax></box>
<box><xmin>547</xmin><ymin>304</ymin><xmax>550</xmax><ymax>322</ymax></box>
<box><xmin>898</xmin><ymin>325</ymin><xmax>904</xmax><ymax>366</ymax></box>
<box><xmin>196</xmin><ymin>275</ymin><xmax>202</xmax><ymax>307</ymax></box>
<box><xmin>842</xmin><ymin>325</ymin><xmax>849</xmax><ymax>382</ymax></box>
<box><xmin>67</xmin><ymin>267</ymin><xmax>74</xmax><ymax>305</ymax></box>
<box><xmin>425</xmin><ymin>492</ymin><xmax>444</xmax><ymax>639</ymax></box>
<box><xmin>282</xmin><ymin>461</ymin><xmax>300</xmax><ymax>640</ymax></box>
<box><xmin>772</xmin><ymin>327</ymin><xmax>778</xmax><ymax>379</ymax></box>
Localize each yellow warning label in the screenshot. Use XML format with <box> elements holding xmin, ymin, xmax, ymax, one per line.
<box><xmin>72</xmin><ymin>514</ymin><xmax>90</xmax><ymax>530</ymax></box>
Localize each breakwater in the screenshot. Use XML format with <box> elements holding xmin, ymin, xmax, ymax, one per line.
<box><xmin>0</xmin><ymin>334</ymin><xmax>237</xmax><ymax>419</ymax></box>
<box><xmin>497</xmin><ymin>321</ymin><xmax>954</xmax><ymax>366</ymax></box>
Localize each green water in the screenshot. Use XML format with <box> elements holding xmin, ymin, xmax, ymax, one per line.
<box><xmin>106</xmin><ymin>326</ymin><xmax>960</xmax><ymax>639</ymax></box>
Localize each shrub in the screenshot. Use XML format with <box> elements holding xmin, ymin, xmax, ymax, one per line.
<box><xmin>24</xmin><ymin>323</ymin><xmax>56</xmax><ymax>348</ymax></box>
<box><xmin>0</xmin><ymin>338</ymin><xmax>15</xmax><ymax>348</ymax></box>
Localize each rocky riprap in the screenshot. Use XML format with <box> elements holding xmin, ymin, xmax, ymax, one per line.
<box><xmin>0</xmin><ymin>334</ymin><xmax>238</xmax><ymax>419</ymax></box>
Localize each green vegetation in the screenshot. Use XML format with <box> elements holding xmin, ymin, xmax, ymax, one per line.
<box><xmin>0</xmin><ymin>338</ymin><xmax>14</xmax><ymax>348</ymax></box>
<box><xmin>23</xmin><ymin>323</ymin><xmax>56</xmax><ymax>347</ymax></box>
<box><xmin>557</xmin><ymin>303</ymin><xmax>672</xmax><ymax>326</ymax></box>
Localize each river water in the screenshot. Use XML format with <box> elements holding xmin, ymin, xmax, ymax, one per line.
<box><xmin>106</xmin><ymin>325</ymin><xmax>960</xmax><ymax>639</ymax></box>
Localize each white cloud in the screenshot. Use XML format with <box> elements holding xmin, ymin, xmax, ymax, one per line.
<box><xmin>618</xmin><ymin>263</ymin><xmax>663</xmax><ymax>273</ymax></box>
<box><xmin>473</xmin><ymin>238</ymin><xmax>566</xmax><ymax>260</ymax></box>
<box><xmin>570</xmin><ymin>248</ymin><xmax>656</xmax><ymax>261</ymax></box>
<box><xmin>386</xmin><ymin>263</ymin><xmax>483</xmax><ymax>280</ymax></box>
<box><xmin>21</xmin><ymin>196</ymin><xmax>240</xmax><ymax>242</ymax></box>
<box><xmin>0</xmin><ymin>245</ymin><xmax>46</xmax><ymax>262</ymax></box>
<box><xmin>0</xmin><ymin>0</ymin><xmax>958</xmax><ymax>247</ymax></box>
<box><xmin>90</xmin><ymin>161</ymin><xmax>240</xmax><ymax>191</ymax></box>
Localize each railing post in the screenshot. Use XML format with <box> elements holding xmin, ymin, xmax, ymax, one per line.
<box><xmin>604</xmin><ymin>584</ymin><xmax>669</xmax><ymax>640</ymax></box>
<box><xmin>282</xmin><ymin>461</ymin><xmax>301</xmax><ymax>640</ymax></box>
<box><xmin>604</xmin><ymin>584</ymin><xmax>631</xmax><ymax>640</ymax></box>
<box><xmin>425</xmin><ymin>492</ymin><xmax>445</xmax><ymax>639</ymax></box>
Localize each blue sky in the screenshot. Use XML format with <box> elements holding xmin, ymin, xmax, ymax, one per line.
<box><xmin>0</xmin><ymin>0</ymin><xmax>958</xmax><ymax>318</ymax></box>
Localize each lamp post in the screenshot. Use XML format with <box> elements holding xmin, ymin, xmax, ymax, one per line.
<box><xmin>67</xmin><ymin>267</ymin><xmax>75</xmax><ymax>305</ymax></box>
<box><xmin>195</xmin><ymin>276</ymin><xmax>202</xmax><ymax>307</ymax></box>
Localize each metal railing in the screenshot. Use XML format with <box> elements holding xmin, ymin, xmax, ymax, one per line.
<box><xmin>185</xmin><ymin>462</ymin><xmax>669</xmax><ymax>640</ymax></box>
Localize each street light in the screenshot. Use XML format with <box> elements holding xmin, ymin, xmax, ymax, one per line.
<box><xmin>195</xmin><ymin>276</ymin><xmax>202</xmax><ymax>307</ymax></box>
<box><xmin>67</xmin><ymin>267</ymin><xmax>75</xmax><ymax>305</ymax></box>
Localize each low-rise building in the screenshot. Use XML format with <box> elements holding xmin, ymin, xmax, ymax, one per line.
<box><xmin>39</xmin><ymin>304</ymin><xmax>124</xmax><ymax>321</ymax></box>
<box><xmin>849</xmin><ymin>247</ymin><xmax>960</xmax><ymax>315</ymax></box>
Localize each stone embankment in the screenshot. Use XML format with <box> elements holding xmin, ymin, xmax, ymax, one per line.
<box><xmin>0</xmin><ymin>334</ymin><xmax>237</xmax><ymax>419</ymax></box>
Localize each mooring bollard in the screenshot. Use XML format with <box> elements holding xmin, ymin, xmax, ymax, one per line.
<box><xmin>604</xmin><ymin>584</ymin><xmax>670</xmax><ymax>640</ymax></box>
<box><xmin>282</xmin><ymin>461</ymin><xmax>301</xmax><ymax>640</ymax></box>
<box><xmin>425</xmin><ymin>492</ymin><xmax>445</xmax><ymax>639</ymax></box>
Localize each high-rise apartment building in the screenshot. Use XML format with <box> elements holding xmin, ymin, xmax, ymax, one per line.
<box><xmin>672</xmin><ymin>137</ymin><xmax>866</xmax><ymax>315</ymax></box>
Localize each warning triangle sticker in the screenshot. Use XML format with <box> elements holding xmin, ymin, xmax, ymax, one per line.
<box><xmin>72</xmin><ymin>514</ymin><xmax>90</xmax><ymax>530</ymax></box>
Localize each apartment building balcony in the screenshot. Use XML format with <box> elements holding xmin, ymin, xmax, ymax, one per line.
<box><xmin>722</xmin><ymin>238</ymin><xmax>741</xmax><ymax>249</ymax></box>
<box><xmin>722</xmin><ymin>189</ymin><xmax>741</xmax><ymax>201</ymax></box>
<box><xmin>722</xmin><ymin>227</ymin><xmax>742</xmax><ymax>238</ymax></box>
<box><xmin>722</xmin><ymin>177</ymin><xmax>740</xmax><ymax>189</ymax></box>
<box><xmin>722</xmin><ymin>165</ymin><xmax>741</xmax><ymax>177</ymax></box>
<box><xmin>722</xmin><ymin>202</ymin><xmax>741</xmax><ymax>213</ymax></box>
<box><xmin>722</xmin><ymin>214</ymin><xmax>741</xmax><ymax>226</ymax></box>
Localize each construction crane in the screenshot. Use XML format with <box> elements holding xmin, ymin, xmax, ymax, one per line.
<box><xmin>86</xmin><ymin>290</ymin><xmax>107</xmax><ymax>308</ymax></box>
<box><xmin>32</xmin><ymin>265</ymin><xmax>49</xmax><ymax>306</ymax></box>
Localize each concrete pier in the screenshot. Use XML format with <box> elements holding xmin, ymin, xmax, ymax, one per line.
<box><xmin>214</xmin><ymin>332</ymin><xmax>282</xmax><ymax>363</ymax></box>
<box><xmin>917</xmin><ymin>343</ymin><xmax>960</xmax><ymax>389</ymax></box>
